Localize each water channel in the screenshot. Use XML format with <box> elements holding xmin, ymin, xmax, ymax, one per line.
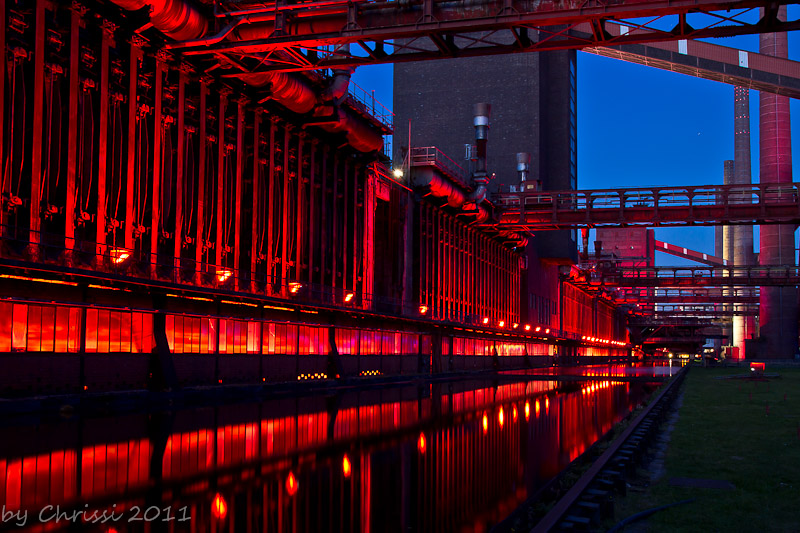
<box><xmin>0</xmin><ymin>364</ymin><xmax>676</xmax><ymax>532</ymax></box>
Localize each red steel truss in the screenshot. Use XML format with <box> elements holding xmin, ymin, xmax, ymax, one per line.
<box><xmin>493</xmin><ymin>182</ymin><xmax>800</xmax><ymax>231</ymax></box>
<box><xmin>164</xmin><ymin>0</ymin><xmax>800</xmax><ymax>72</ymax></box>
<box><xmin>654</xmin><ymin>241</ymin><xmax>726</xmax><ymax>266</ymax></box>
<box><xmin>589</xmin><ymin>265</ymin><xmax>800</xmax><ymax>287</ymax></box>
<box><xmin>583</xmin><ymin>21</ymin><xmax>800</xmax><ymax>99</ymax></box>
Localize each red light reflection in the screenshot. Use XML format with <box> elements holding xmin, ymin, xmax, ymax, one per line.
<box><xmin>482</xmin><ymin>413</ymin><xmax>488</xmax><ymax>434</ymax></box>
<box><xmin>286</xmin><ymin>471</ymin><xmax>299</xmax><ymax>496</ymax></box>
<box><xmin>524</xmin><ymin>401</ymin><xmax>530</xmax><ymax>421</ymax></box>
<box><xmin>342</xmin><ymin>454</ymin><xmax>352</xmax><ymax>478</ymax></box>
<box><xmin>212</xmin><ymin>493</ymin><xmax>227</xmax><ymax>520</ymax></box>
<box><xmin>498</xmin><ymin>407</ymin><xmax>505</xmax><ymax>427</ymax></box>
<box><xmin>418</xmin><ymin>433</ymin><xmax>426</xmax><ymax>454</ymax></box>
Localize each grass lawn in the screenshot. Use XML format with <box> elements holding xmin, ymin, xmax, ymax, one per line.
<box><xmin>612</xmin><ymin>366</ymin><xmax>800</xmax><ymax>532</ymax></box>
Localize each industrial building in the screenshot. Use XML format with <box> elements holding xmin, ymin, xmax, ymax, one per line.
<box><xmin>0</xmin><ymin>0</ymin><xmax>796</xmax><ymax>397</ymax></box>
<box><xmin>0</xmin><ymin>0</ymin><xmax>642</xmax><ymax>397</ymax></box>
<box><xmin>1</xmin><ymin>0</ymin><xmax>799</xmax><ymax>530</ymax></box>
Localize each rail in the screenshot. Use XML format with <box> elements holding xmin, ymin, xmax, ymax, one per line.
<box><xmin>533</xmin><ymin>365</ymin><xmax>689</xmax><ymax>532</ymax></box>
<box><xmin>409</xmin><ymin>146</ymin><xmax>469</xmax><ymax>185</ymax></box>
<box><xmin>345</xmin><ymin>79</ymin><xmax>394</xmax><ymax>131</ymax></box>
<box><xmin>493</xmin><ymin>182</ymin><xmax>800</xmax><ymax>230</ymax></box>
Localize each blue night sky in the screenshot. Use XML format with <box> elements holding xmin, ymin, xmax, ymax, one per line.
<box><xmin>352</xmin><ymin>10</ymin><xmax>800</xmax><ymax>266</ymax></box>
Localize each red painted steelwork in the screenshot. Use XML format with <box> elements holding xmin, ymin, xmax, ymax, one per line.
<box><xmin>592</xmin><ymin>265</ymin><xmax>800</xmax><ymax>287</ymax></box>
<box><xmin>163</xmin><ymin>0</ymin><xmax>800</xmax><ymax>72</ymax></box>
<box><xmin>655</xmin><ymin>240</ymin><xmax>726</xmax><ymax>266</ymax></box>
<box><xmin>583</xmin><ymin>21</ymin><xmax>800</xmax><ymax>99</ymax></box>
<box><xmin>493</xmin><ymin>182</ymin><xmax>800</xmax><ymax>231</ymax></box>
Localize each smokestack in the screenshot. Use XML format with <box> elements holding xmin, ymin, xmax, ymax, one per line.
<box><xmin>733</xmin><ymin>86</ymin><xmax>754</xmax><ymax>358</ymax></box>
<box><xmin>473</xmin><ymin>103</ymin><xmax>491</xmax><ymax>185</ymax></box>
<box><xmin>758</xmin><ymin>5</ymin><xmax>797</xmax><ymax>359</ymax></box>
<box><xmin>516</xmin><ymin>152</ymin><xmax>530</xmax><ymax>183</ymax></box>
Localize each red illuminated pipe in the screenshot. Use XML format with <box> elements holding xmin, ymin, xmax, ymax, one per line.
<box><xmin>110</xmin><ymin>0</ymin><xmax>207</xmax><ymax>40</ymax></box>
<box><xmin>110</xmin><ymin>0</ymin><xmax>381</xmax><ymax>152</ymax></box>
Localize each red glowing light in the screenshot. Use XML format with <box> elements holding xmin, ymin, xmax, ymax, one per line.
<box><xmin>344</xmin><ymin>292</ymin><xmax>354</xmax><ymax>303</ymax></box>
<box><xmin>289</xmin><ymin>282</ymin><xmax>303</xmax><ymax>294</ymax></box>
<box><xmin>524</xmin><ymin>401</ymin><xmax>530</xmax><ymax>421</ymax></box>
<box><xmin>535</xmin><ymin>399</ymin><xmax>541</xmax><ymax>417</ymax></box>
<box><xmin>418</xmin><ymin>432</ymin><xmax>426</xmax><ymax>454</ymax></box>
<box><xmin>482</xmin><ymin>317</ymin><xmax>489</xmax><ymax>325</ymax></box>
<box><xmin>512</xmin><ymin>405</ymin><xmax>518</xmax><ymax>421</ymax></box>
<box><xmin>545</xmin><ymin>328</ymin><xmax>550</xmax><ymax>334</ymax></box>
<box><xmin>286</xmin><ymin>471</ymin><xmax>299</xmax><ymax>496</ymax></box>
<box><xmin>499</xmin><ymin>320</ymin><xmax>505</xmax><ymax>328</ymax></box>
<box><xmin>545</xmin><ymin>397</ymin><xmax>550</xmax><ymax>410</ymax></box>
<box><xmin>482</xmin><ymin>413</ymin><xmax>489</xmax><ymax>434</ymax></box>
<box><xmin>512</xmin><ymin>323</ymin><xmax>519</xmax><ymax>329</ymax></box>
<box><xmin>535</xmin><ymin>326</ymin><xmax>541</xmax><ymax>332</ymax></box>
<box><xmin>419</xmin><ymin>305</ymin><xmax>428</xmax><ymax>315</ymax></box>
<box><xmin>498</xmin><ymin>407</ymin><xmax>505</xmax><ymax>427</ymax></box>
<box><xmin>524</xmin><ymin>324</ymin><xmax>531</xmax><ymax>331</ymax></box>
<box><xmin>342</xmin><ymin>454</ymin><xmax>352</xmax><ymax>478</ymax></box>
<box><xmin>212</xmin><ymin>493</ymin><xmax>228</xmax><ymax>520</ymax></box>
<box><xmin>109</xmin><ymin>248</ymin><xmax>130</xmax><ymax>264</ymax></box>
<box><xmin>217</xmin><ymin>269</ymin><xmax>232</xmax><ymax>283</ymax></box>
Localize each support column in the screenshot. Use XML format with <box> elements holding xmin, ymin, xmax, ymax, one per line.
<box><xmin>280</xmin><ymin>125</ymin><xmax>291</xmax><ymax>296</ymax></box>
<box><xmin>125</xmin><ymin>37</ymin><xmax>144</xmax><ymax>251</ymax></box>
<box><xmin>233</xmin><ymin>98</ymin><xmax>245</xmax><ymax>291</ymax></box>
<box><xmin>215</xmin><ymin>89</ymin><xmax>229</xmax><ymax>270</ymax></box>
<box><xmin>65</xmin><ymin>5</ymin><xmax>84</xmax><ymax>261</ymax></box>
<box><xmin>250</xmin><ymin>109</ymin><xmax>261</xmax><ymax>291</ymax></box>
<box><xmin>194</xmin><ymin>78</ymin><xmax>209</xmax><ymax>284</ymax></box>
<box><xmin>96</xmin><ymin>24</ymin><xmax>114</xmax><ymax>258</ymax></box>
<box><xmin>173</xmin><ymin>64</ymin><xmax>188</xmax><ymax>278</ymax></box>
<box><xmin>29</xmin><ymin>0</ymin><xmax>47</xmax><ymax>254</ymax></box>
<box><xmin>266</xmin><ymin>118</ymin><xmax>277</xmax><ymax>294</ymax></box>
<box><xmin>363</xmin><ymin>168</ymin><xmax>375</xmax><ymax>310</ymax></box>
<box><xmin>758</xmin><ymin>5</ymin><xmax>797</xmax><ymax>359</ymax></box>
<box><xmin>150</xmin><ymin>54</ymin><xmax>165</xmax><ymax>278</ymax></box>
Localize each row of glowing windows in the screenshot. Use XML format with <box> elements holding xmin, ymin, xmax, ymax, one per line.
<box><xmin>0</xmin><ymin>302</ymin><xmax>421</xmax><ymax>356</ymax></box>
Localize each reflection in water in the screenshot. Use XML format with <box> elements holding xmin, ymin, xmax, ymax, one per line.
<box><xmin>0</xmin><ymin>373</ymin><xmax>659</xmax><ymax>532</ymax></box>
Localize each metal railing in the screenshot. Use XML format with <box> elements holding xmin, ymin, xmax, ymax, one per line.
<box><xmin>409</xmin><ymin>146</ymin><xmax>468</xmax><ymax>184</ymax></box>
<box><xmin>345</xmin><ymin>79</ymin><xmax>393</xmax><ymax>131</ymax></box>
<box><xmin>493</xmin><ymin>182</ymin><xmax>800</xmax><ymax>229</ymax></box>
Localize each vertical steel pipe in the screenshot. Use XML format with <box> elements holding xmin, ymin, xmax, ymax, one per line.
<box><xmin>234</xmin><ymin>98</ymin><xmax>245</xmax><ymax>291</ymax></box>
<box><xmin>96</xmin><ymin>24</ymin><xmax>114</xmax><ymax>257</ymax></box>
<box><xmin>250</xmin><ymin>108</ymin><xmax>261</xmax><ymax>290</ymax></box>
<box><xmin>215</xmin><ymin>89</ymin><xmax>228</xmax><ymax>269</ymax></box>
<box><xmin>65</xmin><ymin>6</ymin><xmax>83</xmax><ymax>260</ymax></box>
<box><xmin>174</xmin><ymin>64</ymin><xmax>187</xmax><ymax>277</ymax></box>
<box><xmin>295</xmin><ymin>133</ymin><xmax>304</xmax><ymax>283</ymax></box>
<box><xmin>151</xmin><ymin>54</ymin><xmax>165</xmax><ymax>278</ymax></box>
<box><xmin>125</xmin><ymin>38</ymin><xmax>144</xmax><ymax>251</ymax></box>
<box><xmin>280</xmin><ymin>125</ymin><xmax>291</xmax><ymax>295</ymax></box>
<box><xmin>266</xmin><ymin>118</ymin><xmax>276</xmax><ymax>294</ymax></box>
